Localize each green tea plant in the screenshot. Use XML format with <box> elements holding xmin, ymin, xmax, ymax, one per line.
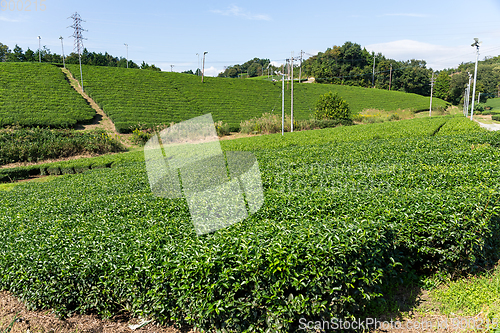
<box><xmin>0</xmin><ymin>63</ymin><xmax>95</xmax><ymax>128</ymax></box>
<box><xmin>66</xmin><ymin>64</ymin><xmax>448</xmax><ymax>133</ymax></box>
<box><xmin>0</xmin><ymin>116</ymin><xmax>495</xmax><ymax>332</ymax></box>
<box><xmin>0</xmin><ymin>127</ymin><xmax>125</xmax><ymax>165</ymax></box>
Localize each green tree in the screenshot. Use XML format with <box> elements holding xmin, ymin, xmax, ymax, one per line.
<box><xmin>8</xmin><ymin>45</ymin><xmax>24</xmax><ymax>62</ymax></box>
<box><xmin>0</xmin><ymin>43</ymin><xmax>10</xmax><ymax>62</ymax></box>
<box><xmin>24</xmin><ymin>48</ymin><xmax>35</xmax><ymax>62</ymax></box>
<box><xmin>434</xmin><ymin>71</ymin><xmax>451</xmax><ymax>100</ymax></box>
<box><xmin>314</xmin><ymin>92</ymin><xmax>351</xmax><ymax>121</ymax></box>
<box><xmin>140</xmin><ymin>61</ymin><xmax>161</xmax><ymax>71</ymax></box>
<box><xmin>448</xmin><ymin>72</ymin><xmax>468</xmax><ymax>105</ymax></box>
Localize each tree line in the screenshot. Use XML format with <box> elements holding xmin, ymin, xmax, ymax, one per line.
<box><xmin>0</xmin><ymin>42</ymin><xmax>161</xmax><ymax>71</ymax></box>
<box><xmin>219</xmin><ymin>42</ymin><xmax>500</xmax><ymax>105</ymax></box>
<box><xmin>434</xmin><ymin>56</ymin><xmax>500</xmax><ymax>105</ymax></box>
<box><xmin>302</xmin><ymin>42</ymin><xmax>433</xmax><ymax>96</ymax></box>
<box><xmin>218</xmin><ymin>58</ymin><xmax>272</xmax><ymax>78</ymax></box>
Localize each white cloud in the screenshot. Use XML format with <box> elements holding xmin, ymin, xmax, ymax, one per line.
<box><xmin>270</xmin><ymin>60</ymin><xmax>283</xmax><ymax>67</ymax></box>
<box><xmin>203</xmin><ymin>66</ymin><xmax>223</xmax><ymax>77</ymax></box>
<box><xmin>365</xmin><ymin>40</ymin><xmax>475</xmax><ymax>70</ymax></box>
<box><xmin>210</xmin><ymin>5</ymin><xmax>271</xmax><ymax>21</ymax></box>
<box><xmin>0</xmin><ymin>16</ymin><xmax>22</xmax><ymax>22</ymax></box>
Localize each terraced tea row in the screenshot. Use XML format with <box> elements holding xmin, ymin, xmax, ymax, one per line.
<box><xmin>0</xmin><ymin>63</ymin><xmax>95</xmax><ymax>127</ymax></box>
<box><xmin>67</xmin><ymin>64</ymin><xmax>448</xmax><ymax>133</ymax></box>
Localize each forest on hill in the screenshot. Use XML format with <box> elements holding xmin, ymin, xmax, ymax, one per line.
<box><xmin>219</xmin><ymin>42</ymin><xmax>500</xmax><ymax>106</ymax></box>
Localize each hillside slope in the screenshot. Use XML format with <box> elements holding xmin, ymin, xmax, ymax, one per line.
<box><xmin>0</xmin><ymin>63</ymin><xmax>95</xmax><ymax>128</ymax></box>
<box><xmin>67</xmin><ymin>65</ymin><xmax>448</xmax><ymax>133</ymax></box>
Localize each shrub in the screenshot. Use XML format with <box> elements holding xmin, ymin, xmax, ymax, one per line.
<box><xmin>475</xmin><ymin>103</ymin><xmax>485</xmax><ymax>114</ymax></box>
<box><xmin>0</xmin><ymin>127</ymin><xmax>124</xmax><ymax>165</ymax></box>
<box><xmin>214</xmin><ymin>121</ymin><xmax>231</xmax><ymax>137</ymax></box>
<box><xmin>240</xmin><ymin>113</ymin><xmax>351</xmax><ymax>135</ymax></box>
<box><xmin>314</xmin><ymin>92</ymin><xmax>351</xmax><ymax>121</ymax></box>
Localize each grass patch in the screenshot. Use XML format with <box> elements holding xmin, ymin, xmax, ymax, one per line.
<box><xmin>0</xmin><ymin>175</ymin><xmax>57</xmax><ymax>191</ymax></box>
<box><xmin>431</xmin><ymin>266</ymin><xmax>500</xmax><ymax>320</ymax></box>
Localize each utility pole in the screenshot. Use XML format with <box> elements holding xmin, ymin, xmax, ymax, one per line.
<box><xmin>470</xmin><ymin>38</ymin><xmax>481</xmax><ymax>120</ymax></box>
<box><xmin>201</xmin><ymin>51</ymin><xmax>208</xmax><ymax>83</ymax></box>
<box><xmin>389</xmin><ymin>63</ymin><xmax>392</xmax><ymax>91</ymax></box>
<box><xmin>299</xmin><ymin>50</ymin><xmax>304</xmax><ymax>83</ymax></box>
<box><xmin>69</xmin><ymin>12</ymin><xmax>87</xmax><ymax>92</ymax></box>
<box><xmin>291</xmin><ymin>55</ymin><xmax>294</xmax><ymax>132</ymax></box>
<box><xmin>285</xmin><ymin>59</ymin><xmax>289</xmax><ymax>90</ymax></box>
<box><xmin>465</xmin><ymin>72</ymin><xmax>472</xmax><ymax>116</ymax></box>
<box><xmin>59</xmin><ymin>36</ymin><xmax>65</xmax><ymax>68</ymax></box>
<box><xmin>196</xmin><ymin>53</ymin><xmax>200</xmax><ymax>76</ymax></box>
<box><xmin>37</xmin><ymin>36</ymin><xmax>41</xmax><ymax>62</ymax></box>
<box><xmin>275</xmin><ymin>71</ymin><xmax>286</xmax><ymax>135</ymax></box>
<box><xmin>463</xmin><ymin>88</ymin><xmax>468</xmax><ymax>116</ymax></box>
<box><xmin>124</xmin><ymin>43</ymin><xmax>128</xmax><ymax>68</ymax></box>
<box><xmin>429</xmin><ymin>71</ymin><xmax>435</xmax><ymax>116</ymax></box>
<box><xmin>372</xmin><ymin>54</ymin><xmax>376</xmax><ymax>88</ymax></box>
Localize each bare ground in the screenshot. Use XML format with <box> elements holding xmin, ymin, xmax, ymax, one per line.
<box><xmin>0</xmin><ymin>291</ymin><xmax>192</xmax><ymax>333</ymax></box>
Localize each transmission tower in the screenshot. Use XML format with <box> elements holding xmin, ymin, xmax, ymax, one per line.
<box><xmin>68</xmin><ymin>12</ymin><xmax>87</xmax><ymax>92</ymax></box>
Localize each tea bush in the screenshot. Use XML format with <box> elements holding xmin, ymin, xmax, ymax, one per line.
<box><xmin>0</xmin><ymin>127</ymin><xmax>125</xmax><ymax>165</ymax></box>
<box><xmin>66</xmin><ymin>65</ymin><xmax>448</xmax><ymax>133</ymax></box>
<box><xmin>1</xmin><ymin>116</ymin><xmax>497</xmax><ymax>332</ymax></box>
<box><xmin>0</xmin><ymin>63</ymin><xmax>95</xmax><ymax>128</ymax></box>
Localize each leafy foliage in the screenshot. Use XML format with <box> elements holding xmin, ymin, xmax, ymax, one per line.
<box><xmin>303</xmin><ymin>42</ymin><xmax>433</xmax><ymax>96</ymax></box>
<box><xmin>314</xmin><ymin>92</ymin><xmax>351</xmax><ymax>121</ymax></box>
<box><xmin>0</xmin><ymin>127</ymin><xmax>124</xmax><ymax>165</ymax></box>
<box><xmin>0</xmin><ymin>116</ymin><xmax>498</xmax><ymax>332</ymax></box>
<box><xmin>0</xmin><ymin>63</ymin><xmax>95</xmax><ymax>128</ymax></box>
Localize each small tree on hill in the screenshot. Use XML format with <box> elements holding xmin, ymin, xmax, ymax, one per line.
<box><xmin>314</xmin><ymin>92</ymin><xmax>351</xmax><ymax>121</ymax></box>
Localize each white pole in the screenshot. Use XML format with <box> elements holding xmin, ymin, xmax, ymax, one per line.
<box><xmin>466</xmin><ymin>72</ymin><xmax>472</xmax><ymax>116</ymax></box>
<box><xmin>429</xmin><ymin>71</ymin><xmax>434</xmax><ymax>116</ymax></box>
<box><xmin>281</xmin><ymin>72</ymin><xmax>284</xmax><ymax>135</ymax></box>
<box><xmin>37</xmin><ymin>36</ymin><xmax>41</xmax><ymax>62</ymax></box>
<box><xmin>59</xmin><ymin>36</ymin><xmax>65</xmax><ymax>68</ymax></box>
<box><xmin>124</xmin><ymin>43</ymin><xmax>128</xmax><ymax>68</ymax></box>
<box><xmin>471</xmin><ymin>41</ymin><xmax>480</xmax><ymax>120</ymax></box>
<box><xmin>196</xmin><ymin>53</ymin><xmax>200</xmax><ymax>76</ymax></box>
<box><xmin>291</xmin><ymin>57</ymin><xmax>294</xmax><ymax>132</ymax></box>
<box><xmin>79</xmin><ymin>53</ymin><xmax>84</xmax><ymax>92</ymax></box>
<box><xmin>202</xmin><ymin>51</ymin><xmax>207</xmax><ymax>83</ymax></box>
<box><xmin>372</xmin><ymin>54</ymin><xmax>376</xmax><ymax>88</ymax></box>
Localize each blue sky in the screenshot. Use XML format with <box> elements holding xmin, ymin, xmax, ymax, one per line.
<box><xmin>1</xmin><ymin>0</ymin><xmax>500</xmax><ymax>75</ymax></box>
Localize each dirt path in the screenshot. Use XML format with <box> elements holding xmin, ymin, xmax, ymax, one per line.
<box><xmin>61</xmin><ymin>68</ymin><xmax>117</xmax><ymax>133</ymax></box>
<box><xmin>61</xmin><ymin>68</ymin><xmax>134</xmax><ymax>148</ymax></box>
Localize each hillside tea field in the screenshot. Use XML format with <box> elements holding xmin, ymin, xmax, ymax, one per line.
<box><xmin>0</xmin><ymin>63</ymin><xmax>95</xmax><ymax>128</ymax></box>
<box><xmin>67</xmin><ymin>64</ymin><xmax>448</xmax><ymax>133</ymax></box>
<box><xmin>0</xmin><ymin>116</ymin><xmax>497</xmax><ymax>332</ymax></box>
